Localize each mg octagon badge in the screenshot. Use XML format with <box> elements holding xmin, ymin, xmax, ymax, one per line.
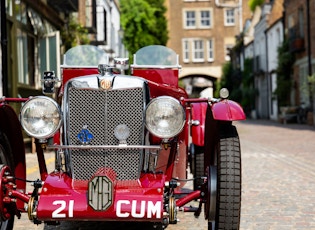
<box><xmin>88</xmin><ymin>176</ymin><xmax>113</xmax><ymax>211</ymax></box>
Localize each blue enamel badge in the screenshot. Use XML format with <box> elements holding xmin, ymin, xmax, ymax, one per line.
<box><xmin>77</xmin><ymin>126</ymin><xmax>94</xmax><ymax>145</ymax></box>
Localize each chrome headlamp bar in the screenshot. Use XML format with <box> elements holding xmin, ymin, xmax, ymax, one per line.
<box><xmin>46</xmin><ymin>145</ymin><xmax>161</xmax><ymax>150</ymax></box>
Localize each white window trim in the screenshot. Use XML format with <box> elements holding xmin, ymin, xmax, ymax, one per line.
<box><xmin>183</xmin><ymin>10</ymin><xmax>196</xmax><ymax>29</ymax></box>
<box><xmin>192</xmin><ymin>39</ymin><xmax>204</xmax><ymax>63</ymax></box>
<box><xmin>182</xmin><ymin>38</ymin><xmax>215</xmax><ymax>63</ymax></box>
<box><xmin>183</xmin><ymin>8</ymin><xmax>212</xmax><ymax>29</ymax></box>
<box><xmin>224</xmin><ymin>8</ymin><xmax>235</xmax><ymax>26</ymax></box>
<box><xmin>182</xmin><ymin>39</ymin><xmax>190</xmax><ymax>63</ymax></box>
<box><xmin>207</xmin><ymin>39</ymin><xmax>214</xmax><ymax>62</ymax></box>
<box><xmin>199</xmin><ymin>10</ymin><xmax>212</xmax><ymax>29</ymax></box>
<box><xmin>38</xmin><ymin>31</ymin><xmax>60</xmax><ymax>89</ymax></box>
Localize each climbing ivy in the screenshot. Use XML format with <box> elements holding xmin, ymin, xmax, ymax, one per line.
<box><xmin>61</xmin><ymin>16</ymin><xmax>90</xmax><ymax>51</ymax></box>
<box><xmin>274</xmin><ymin>39</ymin><xmax>295</xmax><ymax>107</ymax></box>
<box><xmin>248</xmin><ymin>0</ymin><xmax>265</xmax><ymax>12</ymax></box>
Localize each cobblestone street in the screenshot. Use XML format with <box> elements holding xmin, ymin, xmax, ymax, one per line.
<box><xmin>238</xmin><ymin>120</ymin><xmax>315</xmax><ymax>230</ymax></box>
<box><xmin>13</xmin><ymin>119</ymin><xmax>315</xmax><ymax>230</ymax></box>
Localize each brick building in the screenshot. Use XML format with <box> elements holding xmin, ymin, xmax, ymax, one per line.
<box><xmin>165</xmin><ymin>0</ymin><xmax>251</xmax><ymax>97</ymax></box>
<box><xmin>284</xmin><ymin>0</ymin><xmax>315</xmax><ymax>115</ymax></box>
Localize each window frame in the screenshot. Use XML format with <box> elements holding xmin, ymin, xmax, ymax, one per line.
<box><xmin>200</xmin><ymin>10</ymin><xmax>211</xmax><ymax>28</ymax></box>
<box><xmin>182</xmin><ymin>39</ymin><xmax>190</xmax><ymax>63</ymax></box>
<box><xmin>16</xmin><ymin>28</ymin><xmax>30</xmax><ymax>85</ymax></box>
<box><xmin>184</xmin><ymin>8</ymin><xmax>212</xmax><ymax>29</ymax></box>
<box><xmin>207</xmin><ymin>39</ymin><xmax>214</xmax><ymax>62</ymax></box>
<box><xmin>39</xmin><ymin>31</ymin><xmax>60</xmax><ymax>87</ymax></box>
<box><xmin>181</xmin><ymin>38</ymin><xmax>215</xmax><ymax>63</ymax></box>
<box><xmin>85</xmin><ymin>0</ymin><xmax>97</xmax><ymax>33</ymax></box>
<box><xmin>192</xmin><ymin>39</ymin><xmax>204</xmax><ymax>63</ymax></box>
<box><xmin>224</xmin><ymin>8</ymin><xmax>235</xmax><ymax>26</ymax></box>
<box><xmin>184</xmin><ymin>10</ymin><xmax>196</xmax><ymax>29</ymax></box>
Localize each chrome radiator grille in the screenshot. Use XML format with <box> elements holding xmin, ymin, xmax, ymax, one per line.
<box><xmin>66</xmin><ymin>87</ymin><xmax>145</xmax><ymax>180</ymax></box>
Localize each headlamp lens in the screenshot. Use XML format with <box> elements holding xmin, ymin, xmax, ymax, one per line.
<box><xmin>20</xmin><ymin>96</ymin><xmax>62</xmax><ymax>139</ymax></box>
<box><xmin>145</xmin><ymin>96</ymin><xmax>185</xmax><ymax>138</ymax></box>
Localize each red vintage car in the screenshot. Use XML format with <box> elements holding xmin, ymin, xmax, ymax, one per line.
<box><xmin>0</xmin><ymin>45</ymin><xmax>245</xmax><ymax>229</ymax></box>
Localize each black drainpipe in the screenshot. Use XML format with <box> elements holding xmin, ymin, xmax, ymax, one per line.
<box><xmin>1</xmin><ymin>0</ymin><xmax>8</xmax><ymax>96</ymax></box>
<box><xmin>307</xmin><ymin>0</ymin><xmax>313</xmax><ymax>111</ymax></box>
<box><xmin>265</xmin><ymin>29</ymin><xmax>270</xmax><ymax>119</ymax></box>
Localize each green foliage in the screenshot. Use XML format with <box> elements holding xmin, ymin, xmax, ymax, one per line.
<box><xmin>241</xmin><ymin>58</ymin><xmax>256</xmax><ymax>114</ymax></box>
<box><xmin>275</xmin><ymin>39</ymin><xmax>295</xmax><ymax>107</ymax></box>
<box><xmin>217</xmin><ymin>62</ymin><xmax>242</xmax><ymax>102</ymax></box>
<box><xmin>61</xmin><ymin>16</ymin><xmax>89</xmax><ymax>51</ymax></box>
<box><xmin>248</xmin><ymin>0</ymin><xmax>265</xmax><ymax>12</ymax></box>
<box><xmin>218</xmin><ymin>62</ymin><xmax>233</xmax><ymax>93</ymax></box>
<box><xmin>308</xmin><ymin>74</ymin><xmax>315</xmax><ymax>93</ymax></box>
<box><xmin>217</xmin><ymin>59</ymin><xmax>256</xmax><ymax>115</ymax></box>
<box><xmin>120</xmin><ymin>0</ymin><xmax>168</xmax><ymax>59</ymax></box>
<box><xmin>145</xmin><ymin>0</ymin><xmax>168</xmax><ymax>44</ymax></box>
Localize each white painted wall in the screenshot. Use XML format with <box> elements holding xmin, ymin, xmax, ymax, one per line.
<box><xmin>266</xmin><ymin>20</ymin><xmax>283</xmax><ymax>120</ymax></box>
<box><xmin>267</xmin><ymin>21</ymin><xmax>283</xmax><ymax>72</ymax></box>
<box><xmin>253</xmin><ymin>4</ymin><xmax>271</xmax><ymax>119</ymax></box>
<box><xmin>97</xmin><ymin>0</ymin><xmax>125</xmax><ymax>58</ymax></box>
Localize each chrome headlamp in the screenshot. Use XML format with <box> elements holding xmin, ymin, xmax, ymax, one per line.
<box><xmin>145</xmin><ymin>96</ymin><xmax>185</xmax><ymax>139</ymax></box>
<box><xmin>20</xmin><ymin>96</ymin><xmax>62</xmax><ymax>139</ymax></box>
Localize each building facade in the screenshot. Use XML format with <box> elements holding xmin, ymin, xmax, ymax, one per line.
<box><xmin>284</xmin><ymin>0</ymin><xmax>315</xmax><ymax>121</ymax></box>
<box><xmin>76</xmin><ymin>0</ymin><xmax>125</xmax><ymax>62</ymax></box>
<box><xmin>1</xmin><ymin>0</ymin><xmax>69</xmax><ymax>100</ymax></box>
<box><xmin>253</xmin><ymin>3</ymin><xmax>271</xmax><ymax>119</ymax></box>
<box><xmin>0</xmin><ymin>0</ymin><xmax>124</xmax><ymax>101</ymax></box>
<box><xmin>165</xmin><ymin>0</ymin><xmax>251</xmax><ymax>97</ymax></box>
<box><xmin>237</xmin><ymin>0</ymin><xmax>284</xmax><ymax>120</ymax></box>
<box><xmin>266</xmin><ymin>18</ymin><xmax>284</xmax><ymax>120</ymax></box>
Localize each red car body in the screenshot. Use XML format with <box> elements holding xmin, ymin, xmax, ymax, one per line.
<box><xmin>0</xmin><ymin>45</ymin><xmax>245</xmax><ymax>229</ymax></box>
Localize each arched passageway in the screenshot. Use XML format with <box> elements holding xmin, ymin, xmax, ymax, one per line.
<box><xmin>180</xmin><ymin>74</ymin><xmax>218</xmax><ymax>98</ymax></box>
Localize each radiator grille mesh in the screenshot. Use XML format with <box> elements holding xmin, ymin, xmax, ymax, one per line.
<box><xmin>67</xmin><ymin>87</ymin><xmax>145</xmax><ymax>180</ymax></box>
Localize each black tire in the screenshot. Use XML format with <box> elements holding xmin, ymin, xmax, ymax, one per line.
<box><xmin>206</xmin><ymin>125</ymin><xmax>241</xmax><ymax>230</ymax></box>
<box><xmin>0</xmin><ymin>132</ymin><xmax>15</xmax><ymax>230</ymax></box>
<box><xmin>193</xmin><ymin>145</ymin><xmax>204</xmax><ymax>190</ymax></box>
<box><xmin>188</xmin><ymin>144</ymin><xmax>195</xmax><ymax>177</ymax></box>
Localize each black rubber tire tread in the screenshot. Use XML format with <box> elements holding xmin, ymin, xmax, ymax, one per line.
<box><xmin>213</xmin><ymin>125</ymin><xmax>241</xmax><ymax>230</ymax></box>
<box><xmin>0</xmin><ymin>132</ymin><xmax>15</xmax><ymax>230</ymax></box>
<box><xmin>207</xmin><ymin>124</ymin><xmax>241</xmax><ymax>230</ymax></box>
<box><xmin>216</xmin><ymin>136</ymin><xmax>241</xmax><ymax>229</ymax></box>
<box><xmin>194</xmin><ymin>151</ymin><xmax>204</xmax><ymax>190</ymax></box>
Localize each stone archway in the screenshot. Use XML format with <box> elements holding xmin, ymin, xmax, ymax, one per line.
<box><xmin>180</xmin><ymin>74</ymin><xmax>217</xmax><ymax>98</ymax></box>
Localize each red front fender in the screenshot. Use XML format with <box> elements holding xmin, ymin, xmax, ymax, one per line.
<box><xmin>212</xmin><ymin>99</ymin><xmax>246</xmax><ymax>121</ymax></box>
<box><xmin>190</xmin><ymin>100</ymin><xmax>245</xmax><ymax>146</ymax></box>
<box><xmin>0</xmin><ymin>104</ymin><xmax>26</xmax><ymax>210</ymax></box>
